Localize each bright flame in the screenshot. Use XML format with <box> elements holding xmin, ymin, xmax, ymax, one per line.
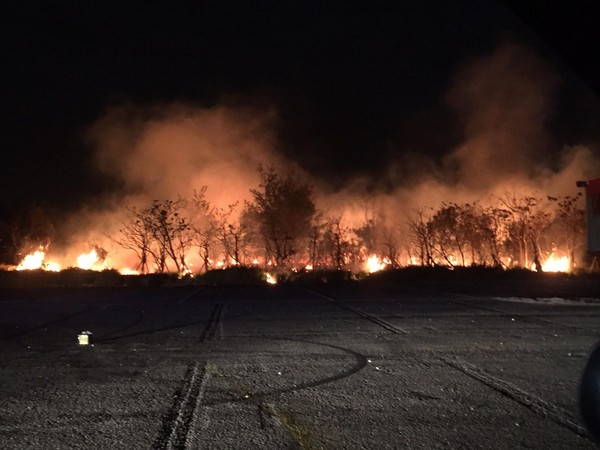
<box><xmin>252</xmin><ymin>259</ymin><xmax>259</xmax><ymax>265</ymax></box>
<box><xmin>77</xmin><ymin>249</ymin><xmax>99</xmax><ymax>270</ymax></box>
<box><xmin>120</xmin><ymin>267</ymin><xmax>139</xmax><ymax>275</ymax></box>
<box><xmin>541</xmin><ymin>255</ymin><xmax>570</xmax><ymax>273</ymax></box>
<box><xmin>46</xmin><ymin>261</ymin><xmax>61</xmax><ymax>272</ymax></box>
<box><xmin>365</xmin><ymin>255</ymin><xmax>388</xmax><ymax>273</ymax></box>
<box><xmin>407</xmin><ymin>256</ymin><xmax>419</xmax><ymax>266</ymax></box>
<box><xmin>16</xmin><ymin>250</ymin><xmax>46</xmax><ymax>270</ymax></box>
<box><xmin>305</xmin><ymin>264</ymin><xmax>313</xmax><ymax>271</ymax></box>
<box><xmin>265</xmin><ymin>273</ymin><xmax>277</xmax><ymax>284</ymax></box>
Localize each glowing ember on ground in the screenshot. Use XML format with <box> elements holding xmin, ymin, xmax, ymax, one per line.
<box><xmin>305</xmin><ymin>264</ymin><xmax>313</xmax><ymax>271</ymax></box>
<box><xmin>77</xmin><ymin>249</ymin><xmax>99</xmax><ymax>270</ymax></box>
<box><xmin>541</xmin><ymin>255</ymin><xmax>570</xmax><ymax>273</ymax></box>
<box><xmin>365</xmin><ymin>255</ymin><xmax>388</xmax><ymax>273</ymax></box>
<box><xmin>265</xmin><ymin>273</ymin><xmax>277</xmax><ymax>284</ymax></box>
<box><xmin>16</xmin><ymin>250</ymin><xmax>46</xmax><ymax>270</ymax></box>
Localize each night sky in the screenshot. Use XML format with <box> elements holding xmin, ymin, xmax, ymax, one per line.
<box><xmin>2</xmin><ymin>0</ymin><xmax>600</xmax><ymax>213</ymax></box>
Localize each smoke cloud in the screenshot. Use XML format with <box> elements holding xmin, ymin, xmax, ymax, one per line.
<box><xmin>44</xmin><ymin>41</ymin><xmax>600</xmax><ymax>270</ymax></box>
<box><xmin>445</xmin><ymin>42</ymin><xmax>560</xmax><ymax>189</ymax></box>
<box><xmin>88</xmin><ymin>102</ymin><xmax>288</xmax><ymax>207</ymax></box>
<box><xmin>325</xmin><ymin>41</ymin><xmax>599</xmax><ymax>224</ymax></box>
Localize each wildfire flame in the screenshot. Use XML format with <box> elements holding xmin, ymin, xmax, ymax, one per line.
<box><xmin>540</xmin><ymin>255</ymin><xmax>570</xmax><ymax>273</ymax></box>
<box><xmin>16</xmin><ymin>250</ymin><xmax>45</xmax><ymax>270</ymax></box>
<box><xmin>265</xmin><ymin>273</ymin><xmax>277</xmax><ymax>284</ymax></box>
<box><xmin>46</xmin><ymin>261</ymin><xmax>61</xmax><ymax>272</ymax></box>
<box><xmin>365</xmin><ymin>255</ymin><xmax>388</xmax><ymax>273</ymax></box>
<box><xmin>16</xmin><ymin>249</ymin><xmax>61</xmax><ymax>271</ymax></box>
<box><xmin>76</xmin><ymin>249</ymin><xmax>99</xmax><ymax>270</ymax></box>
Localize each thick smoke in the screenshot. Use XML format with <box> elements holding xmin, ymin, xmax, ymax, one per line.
<box><xmin>445</xmin><ymin>42</ymin><xmax>560</xmax><ymax>189</ymax></box>
<box><xmin>442</xmin><ymin>42</ymin><xmax>599</xmax><ymax>197</ymax></box>
<box><xmin>48</xmin><ymin>41</ymin><xmax>600</xmax><ymax>270</ymax></box>
<box><xmin>324</xmin><ymin>42</ymin><xmax>599</xmax><ymax>225</ymax></box>
<box><xmin>53</xmin><ymin>102</ymin><xmax>298</xmax><ymax>268</ymax></box>
<box><xmin>88</xmin><ymin>102</ymin><xmax>288</xmax><ymax>207</ymax></box>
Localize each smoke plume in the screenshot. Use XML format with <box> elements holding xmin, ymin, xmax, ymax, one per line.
<box><xmin>44</xmin><ymin>41</ymin><xmax>600</xmax><ymax>270</ymax></box>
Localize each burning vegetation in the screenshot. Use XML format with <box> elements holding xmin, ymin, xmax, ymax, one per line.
<box><xmin>4</xmin><ymin>168</ymin><xmax>588</xmax><ymax>277</ymax></box>
<box><xmin>1</xmin><ymin>43</ymin><xmax>598</xmax><ymax>279</ymax></box>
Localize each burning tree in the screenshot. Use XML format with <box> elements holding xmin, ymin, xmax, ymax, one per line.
<box><xmin>213</xmin><ymin>202</ymin><xmax>250</xmax><ymax>266</ymax></box>
<box><xmin>323</xmin><ymin>217</ymin><xmax>355</xmax><ymax>269</ymax></box>
<box><xmin>3</xmin><ymin>205</ymin><xmax>56</xmax><ymax>264</ymax></box>
<box><xmin>408</xmin><ymin>210</ymin><xmax>435</xmax><ymax>267</ymax></box>
<box><xmin>247</xmin><ymin>167</ymin><xmax>316</xmax><ymax>267</ymax></box>
<box><xmin>113</xmin><ymin>199</ymin><xmax>192</xmax><ymax>274</ymax></box>
<box><xmin>112</xmin><ymin>206</ymin><xmax>153</xmax><ymax>273</ymax></box>
<box><xmin>427</xmin><ymin>203</ymin><xmax>469</xmax><ymax>267</ymax></box>
<box><xmin>188</xmin><ymin>188</ymin><xmax>217</xmax><ymax>272</ymax></box>
<box><xmin>145</xmin><ymin>199</ymin><xmax>192</xmax><ymax>273</ymax></box>
<box><xmin>501</xmin><ymin>193</ymin><xmax>552</xmax><ymax>271</ymax></box>
<box><xmin>548</xmin><ymin>193</ymin><xmax>585</xmax><ymax>271</ymax></box>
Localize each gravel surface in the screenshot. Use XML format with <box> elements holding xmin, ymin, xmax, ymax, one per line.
<box><xmin>0</xmin><ymin>283</ymin><xmax>598</xmax><ymax>449</ymax></box>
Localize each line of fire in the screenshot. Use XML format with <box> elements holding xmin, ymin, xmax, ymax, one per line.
<box><xmin>2</xmin><ymin>169</ymin><xmax>600</xmax><ymax>280</ymax></box>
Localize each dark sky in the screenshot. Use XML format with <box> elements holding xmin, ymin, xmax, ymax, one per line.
<box><xmin>2</xmin><ymin>0</ymin><xmax>600</xmax><ymax>212</ymax></box>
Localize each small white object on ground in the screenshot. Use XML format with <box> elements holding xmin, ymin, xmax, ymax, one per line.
<box><xmin>78</xmin><ymin>331</ymin><xmax>92</xmax><ymax>346</ymax></box>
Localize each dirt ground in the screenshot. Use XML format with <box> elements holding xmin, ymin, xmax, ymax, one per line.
<box><xmin>0</xmin><ymin>281</ymin><xmax>599</xmax><ymax>449</ymax></box>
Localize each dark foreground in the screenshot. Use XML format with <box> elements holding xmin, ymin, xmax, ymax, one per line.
<box><xmin>1</xmin><ymin>283</ymin><xmax>599</xmax><ymax>449</ymax></box>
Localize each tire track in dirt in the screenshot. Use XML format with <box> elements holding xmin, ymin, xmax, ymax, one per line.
<box><xmin>199</xmin><ymin>304</ymin><xmax>224</xmax><ymax>342</ymax></box>
<box><xmin>305</xmin><ymin>286</ymin><xmax>592</xmax><ymax>442</ymax></box>
<box><xmin>303</xmin><ymin>288</ymin><xmax>408</xmax><ymax>335</ymax></box>
<box><xmin>441</xmin><ymin>355</ymin><xmax>589</xmax><ymax>438</ymax></box>
<box><xmin>0</xmin><ymin>306</ymin><xmax>99</xmax><ymax>344</ymax></box>
<box><xmin>153</xmin><ymin>361</ymin><xmax>211</xmax><ymax>450</ymax></box>
<box><xmin>201</xmin><ymin>338</ymin><xmax>369</xmax><ymax>408</ymax></box>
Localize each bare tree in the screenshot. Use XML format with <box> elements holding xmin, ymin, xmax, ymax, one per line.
<box><xmin>408</xmin><ymin>210</ymin><xmax>434</xmax><ymax>267</ymax></box>
<box><xmin>111</xmin><ymin>206</ymin><xmax>153</xmax><ymax>273</ymax></box>
<box><xmin>549</xmin><ymin>193</ymin><xmax>585</xmax><ymax>270</ymax></box>
<box><xmin>479</xmin><ymin>205</ymin><xmax>510</xmax><ymax>268</ymax></box>
<box><xmin>247</xmin><ymin>166</ymin><xmax>316</xmax><ymax>267</ymax></box>
<box><xmin>113</xmin><ymin>199</ymin><xmax>193</xmax><ymax>274</ymax></box>
<box><xmin>188</xmin><ymin>188</ymin><xmax>217</xmax><ymax>272</ymax></box>
<box><xmin>213</xmin><ymin>202</ymin><xmax>248</xmax><ymax>266</ymax></box>
<box><xmin>428</xmin><ymin>203</ymin><xmax>467</xmax><ymax>267</ymax></box>
<box><xmin>307</xmin><ymin>214</ymin><xmax>325</xmax><ymax>269</ymax></box>
<box><xmin>501</xmin><ymin>193</ymin><xmax>552</xmax><ymax>271</ymax></box>
<box><xmin>323</xmin><ymin>217</ymin><xmax>355</xmax><ymax>269</ymax></box>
